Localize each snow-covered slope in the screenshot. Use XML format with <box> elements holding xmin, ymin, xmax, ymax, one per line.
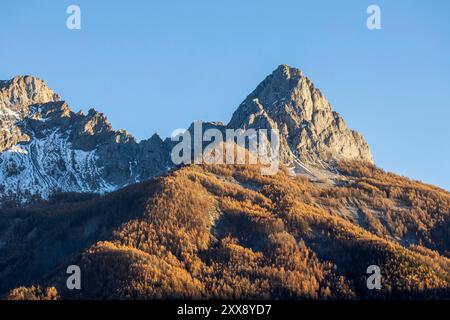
<box><xmin>0</xmin><ymin>66</ymin><xmax>374</xmax><ymax>205</ymax></box>
<box><xmin>0</xmin><ymin>127</ymin><xmax>115</xmax><ymax>201</ymax></box>
<box><xmin>0</xmin><ymin>77</ymin><xmax>170</xmax><ymax>205</ymax></box>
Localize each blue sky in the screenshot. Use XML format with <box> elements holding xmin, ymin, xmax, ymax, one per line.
<box><xmin>1</xmin><ymin>0</ymin><xmax>449</xmax><ymax>190</ymax></box>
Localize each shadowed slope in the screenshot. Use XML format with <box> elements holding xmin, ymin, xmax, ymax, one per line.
<box><xmin>4</xmin><ymin>162</ymin><xmax>450</xmax><ymax>299</ymax></box>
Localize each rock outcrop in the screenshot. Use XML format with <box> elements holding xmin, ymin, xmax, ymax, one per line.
<box><xmin>0</xmin><ymin>76</ymin><xmax>170</xmax><ymax>204</ymax></box>
<box><xmin>0</xmin><ymin>65</ymin><xmax>373</xmax><ymax>204</ymax></box>
<box><xmin>228</xmin><ymin>65</ymin><xmax>373</xmax><ymax>165</ymax></box>
<box><xmin>0</xmin><ymin>76</ymin><xmax>60</xmax><ymax>153</ymax></box>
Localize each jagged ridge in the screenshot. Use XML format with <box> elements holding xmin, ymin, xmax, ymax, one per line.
<box><xmin>0</xmin><ymin>65</ymin><xmax>373</xmax><ymax>204</ymax></box>
<box><xmin>0</xmin><ymin>77</ymin><xmax>170</xmax><ymax>204</ymax></box>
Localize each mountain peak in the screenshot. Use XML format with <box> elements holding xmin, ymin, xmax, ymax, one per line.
<box><xmin>0</xmin><ymin>75</ymin><xmax>60</xmax><ymax>114</ymax></box>
<box><xmin>1</xmin><ymin>76</ymin><xmax>62</xmax><ymax>154</ymax></box>
<box><xmin>273</xmin><ymin>64</ymin><xmax>304</xmax><ymax>79</ymax></box>
<box><xmin>0</xmin><ymin>66</ymin><xmax>373</xmax><ymax>205</ymax></box>
<box><xmin>228</xmin><ymin>64</ymin><xmax>373</xmax><ymax>165</ymax></box>
<box><xmin>0</xmin><ymin>76</ymin><xmax>170</xmax><ymax>204</ymax></box>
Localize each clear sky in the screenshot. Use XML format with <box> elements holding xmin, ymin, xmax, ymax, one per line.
<box><xmin>1</xmin><ymin>0</ymin><xmax>449</xmax><ymax>190</ymax></box>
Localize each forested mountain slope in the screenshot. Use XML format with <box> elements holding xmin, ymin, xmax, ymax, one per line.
<box><xmin>3</xmin><ymin>161</ymin><xmax>450</xmax><ymax>299</ymax></box>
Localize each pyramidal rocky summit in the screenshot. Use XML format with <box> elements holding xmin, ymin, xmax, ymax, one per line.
<box><xmin>0</xmin><ymin>65</ymin><xmax>373</xmax><ymax>205</ymax></box>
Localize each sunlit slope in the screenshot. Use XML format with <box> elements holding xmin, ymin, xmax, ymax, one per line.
<box><xmin>4</xmin><ymin>162</ymin><xmax>450</xmax><ymax>299</ymax></box>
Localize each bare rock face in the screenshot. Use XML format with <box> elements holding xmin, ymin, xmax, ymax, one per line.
<box><xmin>0</xmin><ymin>65</ymin><xmax>374</xmax><ymax>205</ymax></box>
<box><xmin>0</xmin><ymin>76</ymin><xmax>60</xmax><ymax>114</ymax></box>
<box><xmin>0</xmin><ymin>77</ymin><xmax>170</xmax><ymax>204</ymax></box>
<box><xmin>228</xmin><ymin>65</ymin><xmax>373</xmax><ymax>165</ymax></box>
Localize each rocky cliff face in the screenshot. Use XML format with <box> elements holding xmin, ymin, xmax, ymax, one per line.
<box><xmin>228</xmin><ymin>65</ymin><xmax>373</xmax><ymax>165</ymax></box>
<box><xmin>0</xmin><ymin>65</ymin><xmax>373</xmax><ymax>204</ymax></box>
<box><xmin>0</xmin><ymin>76</ymin><xmax>170</xmax><ymax>204</ymax></box>
<box><xmin>0</xmin><ymin>76</ymin><xmax>60</xmax><ymax>153</ymax></box>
